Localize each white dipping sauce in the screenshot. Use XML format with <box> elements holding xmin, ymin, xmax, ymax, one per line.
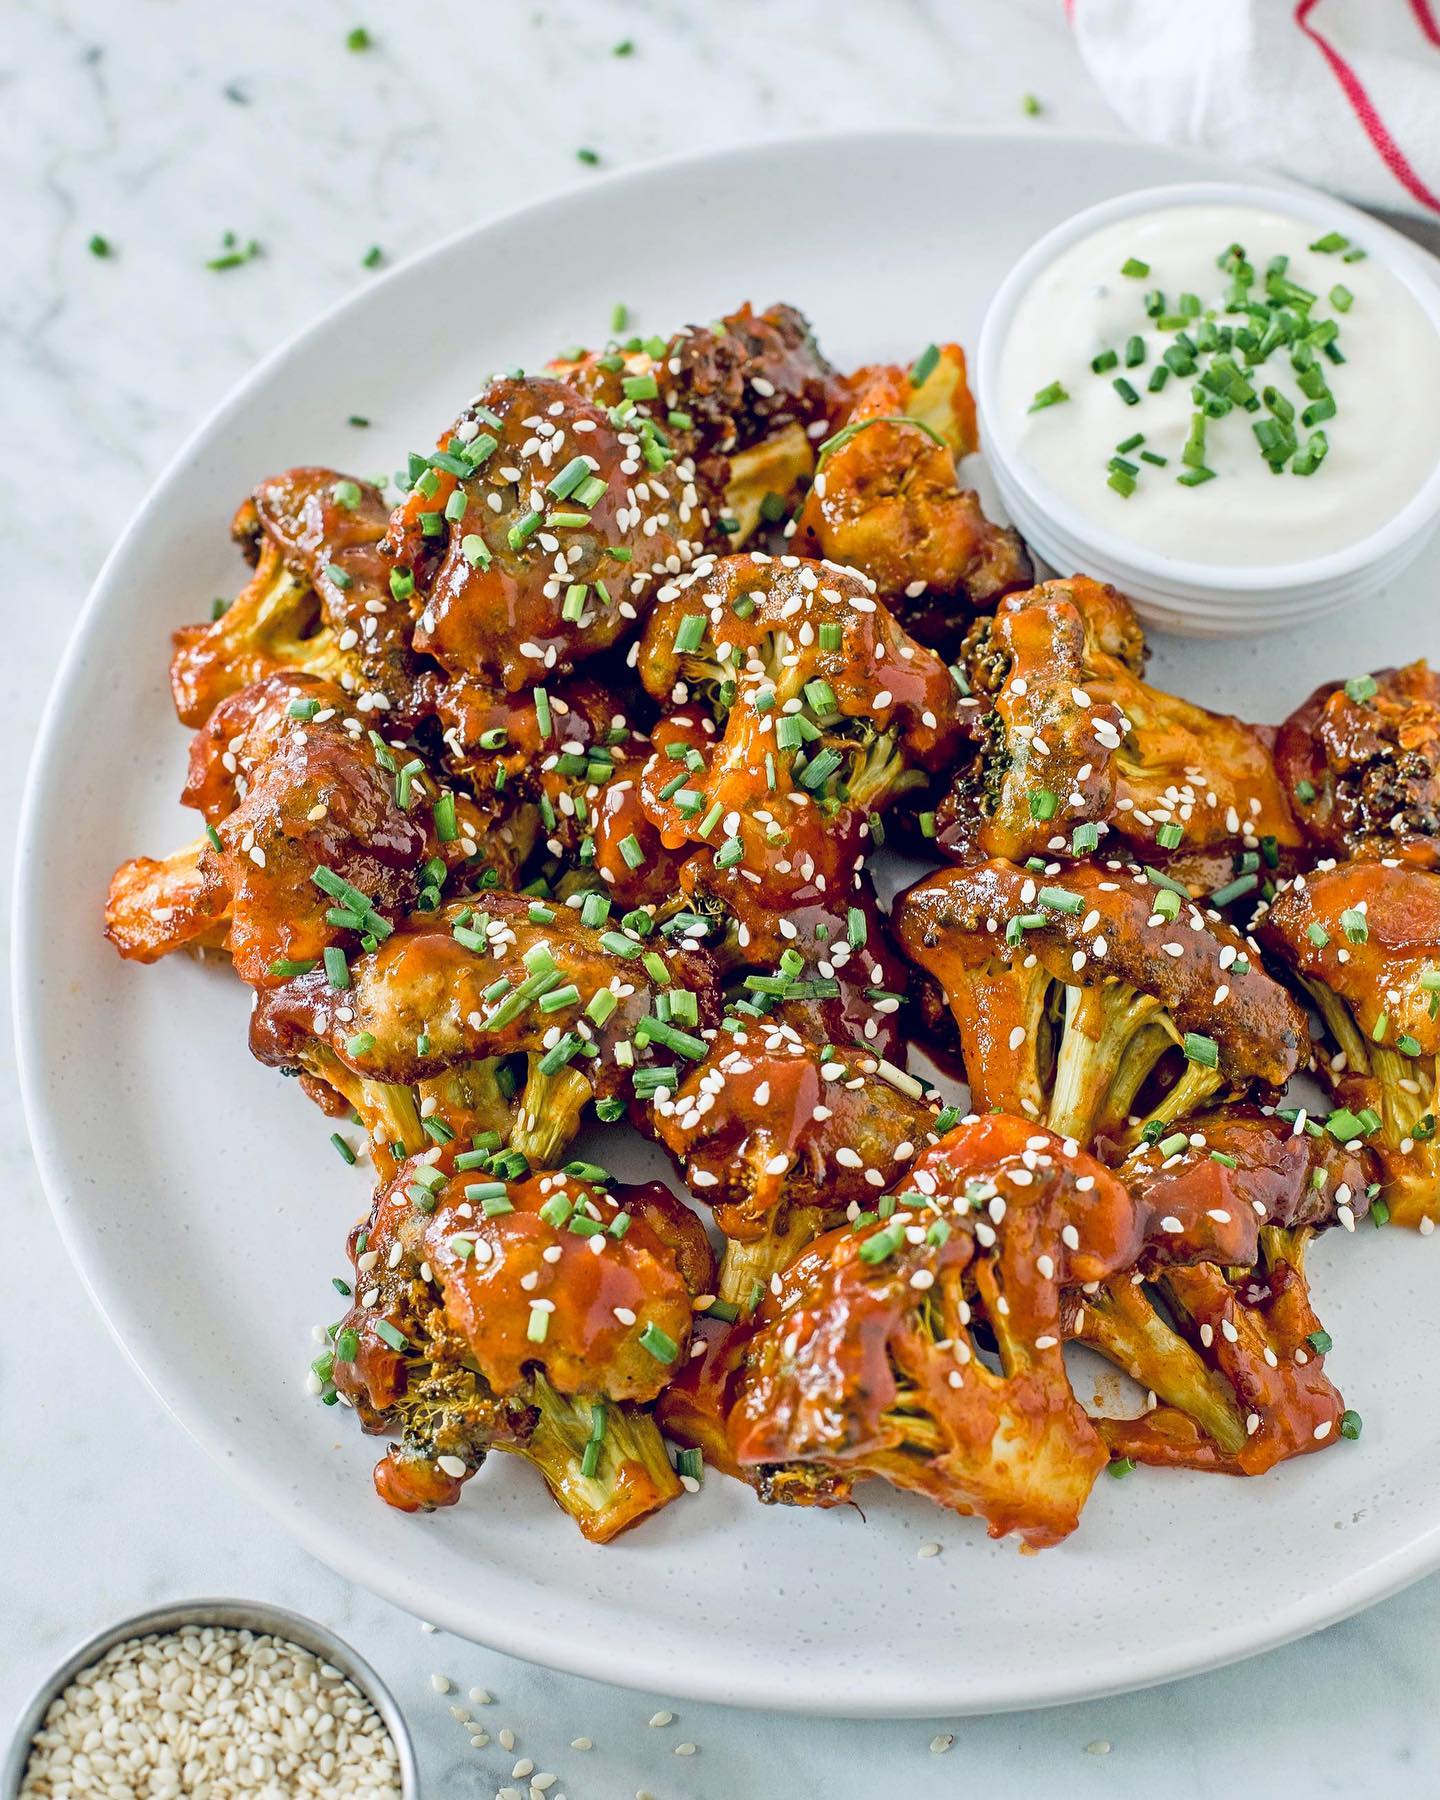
<box><xmin>998</xmin><ymin>203</ymin><xmax>1440</xmax><ymax>566</ymax></box>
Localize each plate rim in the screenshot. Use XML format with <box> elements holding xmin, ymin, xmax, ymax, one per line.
<box><xmin>17</xmin><ymin>125</ymin><xmax>1440</xmax><ymax>1717</ymax></box>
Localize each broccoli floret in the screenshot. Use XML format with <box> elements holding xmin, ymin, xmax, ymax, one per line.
<box><xmin>170</xmin><ymin>469</ymin><xmax>423</xmax><ymax>728</ymax></box>
<box><xmin>1258</xmin><ymin>861</ymin><xmax>1440</xmax><ymax>1228</ymax></box>
<box><xmin>1276</xmin><ymin>660</ymin><xmax>1440</xmax><ymax>866</ymax></box>
<box><xmin>521</xmin><ymin>1375</ymin><xmax>682</xmax><ymax>1539</ymax></box>
<box><xmin>646</xmin><ymin>1026</ymin><xmax>944</xmax><ymax>1306</ymax></box>
<box><xmin>282</xmin><ymin>1039</ymin><xmax>428</xmax><ymax>1178</ymax></box>
<box><xmin>332</xmin><ymin>1155</ymin><xmax>716</xmax><ymax>1540</ymax></box>
<box><xmin>105</xmin><ymin>835</ymin><xmax>231</xmax><ymax>964</ymax></box>
<box><xmin>934</xmin><ymin>578</ymin><xmax>1301</xmax><ymax>872</ymax></box>
<box><xmin>510</xmin><ymin>1060</ymin><xmax>595</xmax><ymax>1168</ymax></box>
<box><xmin>725</xmin><ymin>1114</ymin><xmax>1145</xmax><ymax>1549</ymax></box>
<box><xmin>631</xmin><ymin>555</ymin><xmax>965</xmax><ymax>1057</ymax></box>
<box><xmin>1068</xmin><ymin>1107</ymin><xmax>1369</xmax><ymax>1471</ymax></box>
<box><xmin>251</xmin><ymin>892</ymin><xmax>722</xmax><ymax>1170</ymax></box>
<box><xmin>791</xmin><ymin>345</ymin><xmax>1030</xmax><ymax>618</ymax></box>
<box><xmin>388</xmin><ymin>373</ymin><xmax>707</xmax><ymax>696</ymax></box>
<box><xmin>896</xmin><ymin>859</ymin><xmax>1307</xmax><ymax>1149</ymax></box>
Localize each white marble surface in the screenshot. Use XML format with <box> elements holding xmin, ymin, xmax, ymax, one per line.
<box><xmin>4</xmin><ymin>2</ymin><xmax>1440</xmax><ymax>1794</ymax></box>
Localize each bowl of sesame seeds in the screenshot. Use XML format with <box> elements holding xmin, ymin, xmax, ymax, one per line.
<box><xmin>5</xmin><ymin>1600</ymin><xmax>418</xmax><ymax>1800</ymax></box>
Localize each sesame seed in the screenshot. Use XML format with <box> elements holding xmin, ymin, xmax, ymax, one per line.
<box><xmin>16</xmin><ymin>1626</ymin><xmax>406</xmax><ymax>1796</ymax></box>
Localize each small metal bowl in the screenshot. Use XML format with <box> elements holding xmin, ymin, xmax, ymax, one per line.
<box><xmin>2</xmin><ymin>1597</ymin><xmax>420</xmax><ymax>1799</ymax></box>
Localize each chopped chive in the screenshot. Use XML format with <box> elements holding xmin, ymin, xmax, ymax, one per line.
<box><xmin>638</xmin><ymin>1321</ymin><xmax>679</xmax><ymax>1363</ymax></box>
<box><xmin>1028</xmin><ymin>380</ymin><xmax>1069</xmax><ymax>412</ymax></box>
<box><xmin>674</xmin><ymin>613</ymin><xmax>707</xmax><ymax>654</ymax></box>
<box><xmin>1209</xmin><ymin>872</ymin><xmax>1258</xmax><ymax>908</ymax></box>
<box><xmin>910</xmin><ymin>343</ymin><xmax>940</xmax><ymax>387</ymax></box>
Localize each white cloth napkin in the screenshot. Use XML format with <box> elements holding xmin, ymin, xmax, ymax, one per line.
<box><xmin>1072</xmin><ymin>0</ymin><xmax>1440</xmax><ymax>220</ymax></box>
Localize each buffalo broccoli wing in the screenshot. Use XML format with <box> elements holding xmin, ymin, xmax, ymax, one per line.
<box><xmin>644</xmin><ymin>1020</ymin><xmax>944</xmax><ymax>1306</ymax></box>
<box><xmin>1258</xmin><ymin>861</ymin><xmax>1440</xmax><ymax>1228</ymax></box>
<box><xmin>1276</xmin><ymin>661</ymin><xmax>1440</xmax><ymax>867</ymax></box>
<box><xmin>382</xmin><ymin>372</ymin><xmax>709</xmax><ymax>695</ymax></box>
<box><xmin>551</xmin><ymin>300</ymin><xmax>842</xmax><ymax>543</ymax></box>
<box><xmin>434</xmin><ymin>672</ymin><xmax>687</xmax><ymax>907</ymax></box>
<box><xmin>108</xmin><ymin>676</ymin><xmax>501</xmax><ymax>986</ymax></box>
<box><xmin>251</xmin><ymin>891</ymin><xmax>722</xmax><ymax>1173</ymax></box>
<box><xmin>633</xmin><ymin>551</ymin><xmax>965</xmax><ymax>1052</ymax></box>
<box><xmin>934</xmin><ymin>579</ymin><xmax>1302</xmax><ymax>886</ymax></box>
<box><xmin>330</xmin><ymin>1153</ymin><xmax>714</xmax><ymax>1540</ymax></box>
<box><xmin>793</xmin><ymin>345</ymin><xmax>1030</xmax><ymax>626</ymax></box>
<box><xmin>724</xmin><ymin>1114</ymin><xmax>1150</xmax><ymax>1548</ymax></box>
<box><xmin>170</xmin><ymin>469</ymin><xmax>432</xmax><ymax>729</ymax></box>
<box><xmin>894</xmin><ymin>858</ymin><xmax>1307</xmax><ymax>1146</ymax></box>
<box><xmin>1071</xmin><ymin>1108</ymin><xmax>1369</xmax><ymax>1472</ymax></box>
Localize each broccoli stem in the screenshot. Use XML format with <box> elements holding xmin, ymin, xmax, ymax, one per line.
<box><xmin>1046</xmin><ymin>982</ymin><xmax>1168</xmax><ymax>1142</ymax></box>
<box><xmin>308</xmin><ymin>1043</ymin><xmax>426</xmax><ymax>1161</ymax></box>
<box><xmin>513</xmin><ymin>1372</ymin><xmax>682</xmax><ymax>1543</ymax></box>
<box><xmin>1295</xmin><ymin>976</ymin><xmax>1438</xmax><ymax>1225</ymax></box>
<box><xmin>510</xmin><ymin>1058</ymin><xmax>593</xmax><ymax>1168</ymax></box>
<box><xmin>416</xmin><ymin>1058</ymin><xmax>515</xmax><ymax>1146</ymax></box>
<box><xmin>717</xmin><ymin>1207</ymin><xmax>825</xmax><ymax>1309</ymax></box>
<box><xmin>1368</xmin><ymin>1043</ymin><xmax>1434</xmax><ymax>1142</ymax></box>
<box><xmin>843</xmin><ymin>728</ymin><xmax>921</xmax><ymax>812</ymax></box>
<box><xmin>1299</xmin><ymin>977</ymin><xmax>1371</xmax><ymax>1075</ymax></box>
<box><xmin>1097</xmin><ymin>1019</ymin><xmax>1178</xmax><ymax>1136</ymax></box>
<box><xmin>1122</xmin><ymin>1060</ymin><xmax>1225</xmax><ymax>1147</ymax></box>
<box><xmin>1077</xmin><ymin>1278</ymin><xmax>1247</xmax><ymax>1456</ymax></box>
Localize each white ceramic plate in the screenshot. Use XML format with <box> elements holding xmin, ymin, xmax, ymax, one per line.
<box><xmin>16</xmin><ymin>131</ymin><xmax>1440</xmax><ymax>1718</ymax></box>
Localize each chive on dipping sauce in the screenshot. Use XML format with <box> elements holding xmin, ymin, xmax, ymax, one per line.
<box><xmin>998</xmin><ymin>202</ymin><xmax>1440</xmax><ymax>566</ymax></box>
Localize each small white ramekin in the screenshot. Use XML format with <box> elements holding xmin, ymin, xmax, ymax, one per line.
<box><xmin>975</xmin><ymin>181</ymin><xmax>1440</xmax><ymax>637</ymax></box>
